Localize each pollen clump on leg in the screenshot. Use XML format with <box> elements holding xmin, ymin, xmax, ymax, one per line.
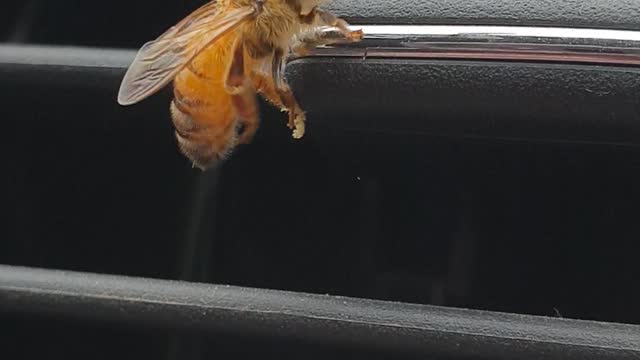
<box><xmin>292</xmin><ymin>113</ymin><xmax>306</xmax><ymax>139</ymax></box>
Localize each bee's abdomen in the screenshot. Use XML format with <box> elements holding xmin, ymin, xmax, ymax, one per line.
<box><xmin>170</xmin><ymin>39</ymin><xmax>238</xmax><ymax>170</ymax></box>
<box><xmin>170</xmin><ymin>98</ymin><xmax>237</xmax><ymax>171</ymax></box>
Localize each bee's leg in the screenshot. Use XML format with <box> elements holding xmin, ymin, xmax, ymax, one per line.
<box><xmin>300</xmin><ymin>7</ymin><xmax>364</xmax><ymax>41</ymax></box>
<box><xmin>291</xmin><ymin>27</ymin><xmax>362</xmax><ymax>57</ymax></box>
<box><xmin>225</xmin><ymin>38</ymin><xmax>247</xmax><ymax>95</ymax></box>
<box><xmin>225</xmin><ymin>39</ymin><xmax>260</xmax><ymax>144</ymax></box>
<box><xmin>231</xmin><ymin>89</ymin><xmax>260</xmax><ymax>145</ymax></box>
<box><xmin>250</xmin><ymin>50</ymin><xmax>306</xmax><ymax>139</ymax></box>
<box><xmin>272</xmin><ymin>48</ymin><xmax>306</xmax><ymax>138</ymax></box>
<box><xmin>277</xmin><ymin>85</ymin><xmax>306</xmax><ymax>139</ymax></box>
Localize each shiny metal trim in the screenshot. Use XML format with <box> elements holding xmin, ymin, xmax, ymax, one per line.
<box><xmin>294</xmin><ymin>25</ymin><xmax>640</xmax><ymax>66</ymax></box>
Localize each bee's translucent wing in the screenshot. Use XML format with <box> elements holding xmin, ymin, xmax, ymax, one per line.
<box><xmin>117</xmin><ymin>2</ymin><xmax>255</xmax><ymax>105</ymax></box>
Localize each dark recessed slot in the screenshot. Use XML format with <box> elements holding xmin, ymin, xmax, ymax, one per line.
<box><xmin>3</xmin><ymin>49</ymin><xmax>640</xmax><ymax>327</ymax></box>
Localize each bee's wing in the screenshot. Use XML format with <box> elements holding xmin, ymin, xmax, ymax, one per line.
<box><xmin>117</xmin><ymin>2</ymin><xmax>255</xmax><ymax>106</ymax></box>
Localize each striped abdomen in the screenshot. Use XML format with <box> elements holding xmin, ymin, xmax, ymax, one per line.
<box><xmin>170</xmin><ymin>33</ymin><xmax>239</xmax><ymax>170</ymax></box>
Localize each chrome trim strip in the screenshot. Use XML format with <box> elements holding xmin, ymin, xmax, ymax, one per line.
<box><xmin>295</xmin><ymin>25</ymin><xmax>640</xmax><ymax>66</ymax></box>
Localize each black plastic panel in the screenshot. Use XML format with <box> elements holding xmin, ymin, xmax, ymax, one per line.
<box><xmin>327</xmin><ymin>0</ymin><xmax>640</xmax><ymax>30</ymax></box>
<box><xmin>4</xmin><ymin>33</ymin><xmax>640</xmax><ymax>360</ymax></box>
<box><xmin>288</xmin><ymin>58</ymin><xmax>640</xmax><ymax>147</ymax></box>
<box><xmin>4</xmin><ymin>0</ymin><xmax>640</xmax><ymax>359</ymax></box>
<box><xmin>4</xmin><ymin>45</ymin><xmax>640</xmax><ymax>323</ymax></box>
<box><xmin>2</xmin><ymin>265</ymin><xmax>640</xmax><ymax>360</ymax></box>
<box><xmin>7</xmin><ymin>45</ymin><xmax>640</xmax><ymax>147</ymax></box>
<box><xmin>2</xmin><ymin>45</ymin><xmax>194</xmax><ymax>279</ymax></box>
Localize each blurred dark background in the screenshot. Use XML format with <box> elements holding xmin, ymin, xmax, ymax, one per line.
<box><xmin>1</xmin><ymin>1</ymin><xmax>206</xmax><ymax>47</ymax></box>
<box><xmin>2</xmin><ymin>1</ymin><xmax>640</xmax><ymax>359</ymax></box>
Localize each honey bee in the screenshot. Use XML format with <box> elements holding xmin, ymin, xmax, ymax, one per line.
<box><xmin>117</xmin><ymin>0</ymin><xmax>363</xmax><ymax>170</ymax></box>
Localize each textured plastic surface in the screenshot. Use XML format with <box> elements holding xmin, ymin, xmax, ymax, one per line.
<box><xmin>326</xmin><ymin>0</ymin><xmax>640</xmax><ymax>30</ymax></box>
<box><xmin>2</xmin><ymin>265</ymin><xmax>640</xmax><ymax>359</ymax></box>
<box><xmin>287</xmin><ymin>58</ymin><xmax>640</xmax><ymax>146</ymax></box>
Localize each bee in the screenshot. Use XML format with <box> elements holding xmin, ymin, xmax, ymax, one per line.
<box><xmin>117</xmin><ymin>0</ymin><xmax>363</xmax><ymax>170</ymax></box>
